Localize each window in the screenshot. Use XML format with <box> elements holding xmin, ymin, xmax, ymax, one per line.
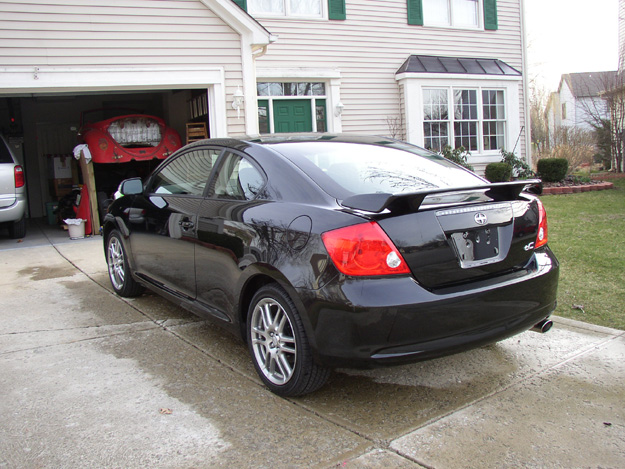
<box><xmin>423</xmin><ymin>87</ymin><xmax>506</xmax><ymax>153</ymax></box>
<box><xmin>423</xmin><ymin>89</ymin><xmax>449</xmax><ymax>151</ymax></box>
<box><xmin>151</xmin><ymin>149</ymin><xmax>220</xmax><ymax>196</ymax></box>
<box><xmin>274</xmin><ymin>141</ymin><xmax>481</xmax><ymax>200</ymax></box>
<box><xmin>248</xmin><ymin>0</ymin><xmax>322</xmax><ymax>18</ymax></box>
<box><xmin>561</xmin><ymin>103</ymin><xmax>567</xmax><ymax>120</ymax></box>
<box><xmin>454</xmin><ymin>90</ymin><xmax>478</xmax><ymax>150</ymax></box>
<box><xmin>108</xmin><ymin>117</ymin><xmax>161</xmax><ymax>147</ymax></box>
<box><xmin>213</xmin><ymin>153</ymin><xmax>265</xmax><ymax>201</ymax></box>
<box><xmin>423</xmin><ymin>0</ymin><xmax>479</xmax><ymax>28</ymax></box>
<box><xmin>482</xmin><ymin>89</ymin><xmax>505</xmax><ymax>150</ymax></box>
<box><xmin>0</xmin><ymin>138</ymin><xmax>13</xmax><ymax>163</ymax></box>
<box><xmin>257</xmin><ymin>82</ymin><xmax>327</xmax><ymax>134</ymax></box>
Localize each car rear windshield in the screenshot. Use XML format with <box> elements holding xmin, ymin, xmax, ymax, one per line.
<box><xmin>269</xmin><ymin>141</ymin><xmax>485</xmax><ymax>199</ymax></box>
<box><xmin>0</xmin><ymin>138</ymin><xmax>14</xmax><ymax>164</ymax></box>
<box><xmin>108</xmin><ymin>117</ymin><xmax>162</xmax><ymax>147</ymax></box>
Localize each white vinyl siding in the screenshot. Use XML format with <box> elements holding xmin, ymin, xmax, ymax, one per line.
<box><xmin>254</xmin><ymin>0</ymin><xmax>526</xmax><ymax>158</ymax></box>
<box><xmin>0</xmin><ymin>0</ymin><xmax>247</xmax><ymax>134</ymax></box>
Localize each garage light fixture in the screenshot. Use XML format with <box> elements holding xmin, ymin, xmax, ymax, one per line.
<box><xmin>232</xmin><ymin>86</ymin><xmax>245</xmax><ymax>118</ymax></box>
<box><xmin>335</xmin><ymin>102</ymin><xmax>344</xmax><ymax>117</ymax></box>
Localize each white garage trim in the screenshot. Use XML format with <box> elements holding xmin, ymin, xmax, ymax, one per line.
<box><xmin>0</xmin><ymin>65</ymin><xmax>228</xmax><ymax>138</ymax></box>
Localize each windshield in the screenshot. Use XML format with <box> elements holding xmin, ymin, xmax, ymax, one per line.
<box><xmin>108</xmin><ymin>117</ymin><xmax>162</xmax><ymax>147</ymax></box>
<box><xmin>269</xmin><ymin>141</ymin><xmax>484</xmax><ymax>199</ymax></box>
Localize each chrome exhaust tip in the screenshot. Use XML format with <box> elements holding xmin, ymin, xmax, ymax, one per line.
<box><xmin>531</xmin><ymin>319</ymin><xmax>553</xmax><ymax>333</ymax></box>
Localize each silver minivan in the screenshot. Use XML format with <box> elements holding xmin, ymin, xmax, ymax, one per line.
<box><xmin>0</xmin><ymin>135</ymin><xmax>27</xmax><ymax>238</ymax></box>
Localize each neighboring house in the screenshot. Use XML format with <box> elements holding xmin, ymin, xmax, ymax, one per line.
<box><xmin>545</xmin><ymin>72</ymin><xmax>616</xmax><ymax>144</ymax></box>
<box><xmin>0</xmin><ymin>0</ymin><xmax>530</xmax><ymax>218</ymax></box>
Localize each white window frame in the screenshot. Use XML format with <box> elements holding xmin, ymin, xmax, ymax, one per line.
<box><xmin>256</xmin><ymin>69</ymin><xmax>343</xmax><ymax>133</ymax></box>
<box><xmin>422</xmin><ymin>86</ymin><xmax>506</xmax><ymax>153</ymax></box>
<box><xmin>423</xmin><ymin>0</ymin><xmax>482</xmax><ymax>30</ymax></box>
<box><xmin>248</xmin><ymin>0</ymin><xmax>327</xmax><ymax>20</ymax></box>
<box><xmin>397</xmin><ymin>74</ymin><xmax>522</xmax><ymax>166</ymax></box>
<box><xmin>257</xmin><ymin>83</ymin><xmax>328</xmax><ymax>134</ymax></box>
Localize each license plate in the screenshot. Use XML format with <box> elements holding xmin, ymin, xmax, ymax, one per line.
<box><xmin>450</xmin><ymin>227</ymin><xmax>500</xmax><ymax>268</ymax></box>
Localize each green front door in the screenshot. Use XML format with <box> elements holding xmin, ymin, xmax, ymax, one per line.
<box><xmin>273</xmin><ymin>99</ymin><xmax>313</xmax><ymax>133</ymax></box>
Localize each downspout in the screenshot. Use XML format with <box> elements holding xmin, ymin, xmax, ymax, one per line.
<box><xmin>520</xmin><ymin>0</ymin><xmax>532</xmax><ymax>166</ymax></box>
<box><xmin>243</xmin><ymin>37</ymin><xmax>277</xmax><ymax>136</ymax></box>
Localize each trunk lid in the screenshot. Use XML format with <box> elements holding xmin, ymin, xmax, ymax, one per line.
<box><xmin>365</xmin><ymin>184</ymin><xmax>542</xmax><ymax>289</ymax></box>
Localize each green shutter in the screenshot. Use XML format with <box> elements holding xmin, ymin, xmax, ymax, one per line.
<box><xmin>232</xmin><ymin>0</ymin><xmax>247</xmax><ymax>11</ymax></box>
<box><xmin>407</xmin><ymin>0</ymin><xmax>423</xmax><ymax>26</ymax></box>
<box><xmin>328</xmin><ymin>0</ymin><xmax>346</xmax><ymax>20</ymax></box>
<box><xmin>483</xmin><ymin>0</ymin><xmax>498</xmax><ymax>30</ymax></box>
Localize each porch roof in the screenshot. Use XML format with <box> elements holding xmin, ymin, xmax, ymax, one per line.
<box><xmin>397</xmin><ymin>55</ymin><xmax>521</xmax><ymax>76</ymax></box>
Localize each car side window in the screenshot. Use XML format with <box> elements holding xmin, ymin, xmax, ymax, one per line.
<box><xmin>0</xmin><ymin>138</ymin><xmax>13</xmax><ymax>164</ymax></box>
<box><xmin>150</xmin><ymin>148</ymin><xmax>220</xmax><ymax>196</ymax></box>
<box><xmin>212</xmin><ymin>152</ymin><xmax>265</xmax><ymax>201</ymax></box>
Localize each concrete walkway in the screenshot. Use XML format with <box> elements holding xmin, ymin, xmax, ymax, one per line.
<box><xmin>1</xmin><ymin>221</ymin><xmax>624</xmax><ymax>467</ymax></box>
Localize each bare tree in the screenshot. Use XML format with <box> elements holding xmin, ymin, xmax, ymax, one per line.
<box><xmin>545</xmin><ymin>71</ymin><xmax>623</xmax><ymax>173</ymax></box>
<box><xmin>547</xmin><ymin>126</ymin><xmax>597</xmax><ymax>172</ymax></box>
<box><xmin>385</xmin><ymin>116</ymin><xmax>404</xmax><ymax>140</ymax></box>
<box><xmin>529</xmin><ymin>78</ymin><xmax>549</xmax><ymax>155</ymax></box>
<box><xmin>600</xmin><ymin>74</ymin><xmax>625</xmax><ymax>172</ymax></box>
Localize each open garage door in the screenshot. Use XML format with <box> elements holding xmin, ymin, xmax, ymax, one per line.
<box><xmin>1</xmin><ymin>87</ymin><xmax>215</xmax><ymax>225</ymax></box>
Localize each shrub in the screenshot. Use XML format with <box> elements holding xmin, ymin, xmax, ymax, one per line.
<box><xmin>439</xmin><ymin>145</ymin><xmax>474</xmax><ymax>172</ymax></box>
<box><xmin>485</xmin><ymin>162</ymin><xmax>512</xmax><ymax>182</ymax></box>
<box><xmin>537</xmin><ymin>158</ymin><xmax>569</xmax><ymax>182</ymax></box>
<box><xmin>500</xmin><ymin>149</ymin><xmax>535</xmax><ymax>179</ymax></box>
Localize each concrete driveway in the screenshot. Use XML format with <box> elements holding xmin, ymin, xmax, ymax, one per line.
<box><xmin>1</xmin><ymin>222</ymin><xmax>624</xmax><ymax>468</ymax></box>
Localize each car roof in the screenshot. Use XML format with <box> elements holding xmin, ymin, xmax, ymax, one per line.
<box><xmin>181</xmin><ymin>133</ymin><xmax>426</xmax><ymax>149</ymax></box>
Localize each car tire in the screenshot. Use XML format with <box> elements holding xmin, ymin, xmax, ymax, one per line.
<box><xmin>8</xmin><ymin>216</ymin><xmax>26</xmax><ymax>239</ymax></box>
<box><xmin>247</xmin><ymin>284</ymin><xmax>330</xmax><ymax>396</ymax></box>
<box><xmin>106</xmin><ymin>230</ymin><xmax>144</xmax><ymax>298</ymax></box>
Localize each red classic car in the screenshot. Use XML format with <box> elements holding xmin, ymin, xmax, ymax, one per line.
<box><xmin>80</xmin><ymin>114</ymin><xmax>182</xmax><ymax>164</ymax></box>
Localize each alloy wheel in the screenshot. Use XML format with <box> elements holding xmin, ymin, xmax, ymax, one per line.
<box><xmin>107</xmin><ymin>236</ymin><xmax>126</xmax><ymax>291</ymax></box>
<box><xmin>250</xmin><ymin>297</ymin><xmax>297</xmax><ymax>385</ymax></box>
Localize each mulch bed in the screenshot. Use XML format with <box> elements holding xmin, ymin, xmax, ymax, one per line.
<box><xmin>536</xmin><ymin>172</ymin><xmax>623</xmax><ymax>195</ymax></box>
<box><xmin>541</xmin><ymin>179</ymin><xmax>614</xmax><ymax>195</ymax></box>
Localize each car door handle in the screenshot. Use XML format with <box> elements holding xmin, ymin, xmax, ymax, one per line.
<box><xmin>179</xmin><ymin>220</ymin><xmax>195</xmax><ymax>230</ymax></box>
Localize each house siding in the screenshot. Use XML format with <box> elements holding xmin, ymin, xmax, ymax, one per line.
<box><xmin>254</xmin><ymin>0</ymin><xmax>526</xmax><ymax>156</ymax></box>
<box><xmin>559</xmin><ymin>82</ymin><xmax>576</xmax><ymax>128</ymax></box>
<box><xmin>0</xmin><ymin>0</ymin><xmax>247</xmax><ymax>134</ymax></box>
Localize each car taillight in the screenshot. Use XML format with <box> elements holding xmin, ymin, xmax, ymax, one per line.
<box><xmin>14</xmin><ymin>166</ymin><xmax>25</xmax><ymax>188</ymax></box>
<box><xmin>535</xmin><ymin>198</ymin><xmax>548</xmax><ymax>249</ymax></box>
<box><xmin>321</xmin><ymin>221</ymin><xmax>410</xmax><ymax>276</ymax></box>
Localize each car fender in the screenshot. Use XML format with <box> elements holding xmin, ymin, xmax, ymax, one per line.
<box><xmin>102</xmin><ymin>213</ymin><xmax>139</xmax><ymax>274</ymax></box>
<box><xmin>234</xmin><ymin>263</ymin><xmax>321</xmax><ymax>358</ymax></box>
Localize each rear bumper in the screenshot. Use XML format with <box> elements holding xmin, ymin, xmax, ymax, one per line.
<box><xmin>0</xmin><ymin>196</ymin><xmax>27</xmax><ymax>223</ymax></box>
<box><xmin>299</xmin><ymin>248</ymin><xmax>559</xmax><ymax>368</ymax></box>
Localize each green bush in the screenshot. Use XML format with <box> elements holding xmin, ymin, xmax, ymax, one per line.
<box><xmin>537</xmin><ymin>158</ymin><xmax>569</xmax><ymax>182</ymax></box>
<box><xmin>485</xmin><ymin>162</ymin><xmax>512</xmax><ymax>182</ymax></box>
<box><xmin>439</xmin><ymin>145</ymin><xmax>474</xmax><ymax>172</ymax></box>
<box><xmin>500</xmin><ymin>149</ymin><xmax>535</xmax><ymax>179</ymax></box>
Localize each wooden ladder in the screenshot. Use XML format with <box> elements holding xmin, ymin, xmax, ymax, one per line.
<box><xmin>186</xmin><ymin>122</ymin><xmax>208</xmax><ymax>144</ymax></box>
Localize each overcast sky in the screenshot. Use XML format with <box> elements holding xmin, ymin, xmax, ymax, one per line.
<box><xmin>524</xmin><ymin>0</ymin><xmax>619</xmax><ymax>92</ymax></box>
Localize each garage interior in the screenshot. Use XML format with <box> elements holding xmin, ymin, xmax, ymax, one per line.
<box><xmin>1</xmin><ymin>88</ymin><xmax>209</xmax><ymax>234</ymax></box>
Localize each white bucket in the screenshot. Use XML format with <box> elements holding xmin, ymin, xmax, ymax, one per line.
<box><xmin>67</xmin><ymin>220</ymin><xmax>85</xmax><ymax>239</ymax></box>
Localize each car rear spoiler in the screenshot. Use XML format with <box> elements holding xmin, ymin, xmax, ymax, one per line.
<box><xmin>340</xmin><ymin>179</ymin><xmax>543</xmax><ymax>214</ymax></box>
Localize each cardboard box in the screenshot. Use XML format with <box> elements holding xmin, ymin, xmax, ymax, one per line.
<box><xmin>48</xmin><ymin>155</ymin><xmax>74</xmax><ymax>179</ymax></box>
<box><xmin>50</xmin><ymin>178</ymin><xmax>74</xmax><ymax>197</ymax></box>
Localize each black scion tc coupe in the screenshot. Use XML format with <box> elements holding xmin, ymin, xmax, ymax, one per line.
<box><xmin>103</xmin><ymin>134</ymin><xmax>559</xmax><ymax>396</ymax></box>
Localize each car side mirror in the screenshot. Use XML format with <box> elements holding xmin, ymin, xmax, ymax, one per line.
<box><xmin>118</xmin><ymin>177</ymin><xmax>143</xmax><ymax>196</ymax></box>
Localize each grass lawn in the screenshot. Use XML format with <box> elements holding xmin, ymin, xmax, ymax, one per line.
<box><xmin>540</xmin><ymin>178</ymin><xmax>625</xmax><ymax>330</ymax></box>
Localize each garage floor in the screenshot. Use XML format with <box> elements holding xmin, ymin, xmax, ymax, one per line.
<box><xmin>0</xmin><ymin>218</ymin><xmax>96</xmax><ymax>250</ymax></box>
<box><xmin>0</xmin><ymin>229</ymin><xmax>624</xmax><ymax>467</ymax></box>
